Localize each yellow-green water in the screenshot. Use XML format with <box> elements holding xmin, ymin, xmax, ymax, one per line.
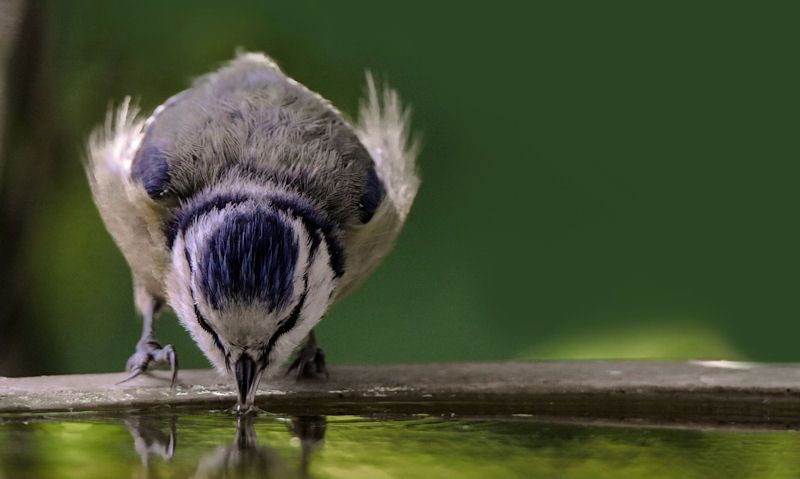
<box><xmin>2</xmin><ymin>411</ymin><xmax>800</xmax><ymax>478</ymax></box>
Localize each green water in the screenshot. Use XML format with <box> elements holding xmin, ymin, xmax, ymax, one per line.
<box><xmin>2</xmin><ymin>412</ymin><xmax>800</xmax><ymax>479</ymax></box>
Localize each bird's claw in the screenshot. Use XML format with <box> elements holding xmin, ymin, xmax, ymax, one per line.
<box><xmin>286</xmin><ymin>346</ymin><xmax>329</xmax><ymax>381</ymax></box>
<box><xmin>117</xmin><ymin>367</ymin><xmax>145</xmax><ymax>385</ymax></box>
<box><xmin>120</xmin><ymin>340</ymin><xmax>179</xmax><ymax>388</ymax></box>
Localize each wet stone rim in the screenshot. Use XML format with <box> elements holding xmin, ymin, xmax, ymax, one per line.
<box><xmin>2</xmin><ymin>361</ymin><xmax>800</xmax><ymax>427</ymax></box>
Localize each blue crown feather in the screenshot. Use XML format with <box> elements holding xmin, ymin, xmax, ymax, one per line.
<box><xmin>199</xmin><ymin>210</ymin><xmax>298</xmax><ymax>312</ymax></box>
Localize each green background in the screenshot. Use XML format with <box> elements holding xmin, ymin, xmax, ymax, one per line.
<box><xmin>11</xmin><ymin>1</ymin><xmax>800</xmax><ymax>374</ymax></box>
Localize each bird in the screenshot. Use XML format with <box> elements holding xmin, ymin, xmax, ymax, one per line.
<box><xmin>194</xmin><ymin>415</ymin><xmax>326</xmax><ymax>478</ymax></box>
<box><xmin>85</xmin><ymin>52</ymin><xmax>419</xmax><ymax>412</ymax></box>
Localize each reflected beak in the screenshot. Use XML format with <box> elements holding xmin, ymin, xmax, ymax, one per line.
<box><xmin>234</xmin><ymin>355</ymin><xmax>260</xmax><ymax>413</ymax></box>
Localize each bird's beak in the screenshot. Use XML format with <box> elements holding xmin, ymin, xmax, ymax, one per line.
<box><xmin>234</xmin><ymin>355</ymin><xmax>261</xmax><ymax>414</ymax></box>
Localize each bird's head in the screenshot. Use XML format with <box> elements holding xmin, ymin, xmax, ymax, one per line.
<box><xmin>165</xmin><ymin>197</ymin><xmax>340</xmax><ymax>412</ymax></box>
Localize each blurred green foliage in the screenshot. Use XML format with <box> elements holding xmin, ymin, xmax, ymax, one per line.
<box><xmin>14</xmin><ymin>1</ymin><xmax>800</xmax><ymax>373</ymax></box>
<box><xmin>519</xmin><ymin>321</ymin><xmax>742</xmax><ymax>361</ymax></box>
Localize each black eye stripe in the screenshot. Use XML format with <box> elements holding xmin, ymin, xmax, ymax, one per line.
<box><xmin>184</xmin><ymin>244</ymin><xmax>231</xmax><ymax>370</ymax></box>
<box><xmin>260</xmin><ymin>275</ymin><xmax>308</xmax><ymax>369</ymax></box>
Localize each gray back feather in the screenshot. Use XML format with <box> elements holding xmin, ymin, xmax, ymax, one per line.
<box><xmin>133</xmin><ymin>54</ymin><xmax>373</xmax><ymax>226</ymax></box>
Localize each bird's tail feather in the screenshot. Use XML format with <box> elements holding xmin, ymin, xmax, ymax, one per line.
<box><xmin>356</xmin><ymin>74</ymin><xmax>420</xmax><ymax>220</ymax></box>
<box><xmin>85</xmin><ymin>98</ymin><xmax>167</xmax><ymax>292</ymax></box>
<box><xmin>86</xmin><ymin>97</ymin><xmax>144</xmax><ymax>179</ymax></box>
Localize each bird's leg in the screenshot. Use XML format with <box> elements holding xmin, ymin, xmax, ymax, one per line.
<box><xmin>286</xmin><ymin>330</ymin><xmax>328</xmax><ymax>381</ymax></box>
<box><xmin>288</xmin><ymin>416</ymin><xmax>327</xmax><ymax>478</ymax></box>
<box><xmin>119</xmin><ymin>283</ymin><xmax>178</xmax><ymax>387</ymax></box>
<box><xmin>123</xmin><ymin>414</ymin><xmax>177</xmax><ymax>467</ymax></box>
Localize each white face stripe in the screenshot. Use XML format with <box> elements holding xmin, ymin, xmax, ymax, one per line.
<box><xmin>265</xmin><ymin>234</ymin><xmax>337</xmax><ymax>375</ymax></box>
<box><xmin>183</xmin><ymin>241</ymin><xmax>233</xmax><ymax>370</ymax></box>
<box><xmin>165</xmin><ymin>233</ymin><xmax>229</xmax><ymax>374</ymax></box>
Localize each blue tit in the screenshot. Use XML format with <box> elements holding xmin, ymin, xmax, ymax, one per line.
<box><xmin>85</xmin><ymin>52</ymin><xmax>419</xmax><ymax>412</ymax></box>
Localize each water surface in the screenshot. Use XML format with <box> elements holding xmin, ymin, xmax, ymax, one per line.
<box><xmin>1</xmin><ymin>411</ymin><xmax>800</xmax><ymax>478</ymax></box>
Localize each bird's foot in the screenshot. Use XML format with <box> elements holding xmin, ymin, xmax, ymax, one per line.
<box><xmin>290</xmin><ymin>416</ymin><xmax>327</xmax><ymax>446</ymax></box>
<box><xmin>124</xmin><ymin>415</ymin><xmax>177</xmax><ymax>464</ymax></box>
<box><xmin>287</xmin><ymin>345</ymin><xmax>329</xmax><ymax>381</ymax></box>
<box><xmin>290</xmin><ymin>415</ymin><xmax>327</xmax><ymax>473</ymax></box>
<box><xmin>119</xmin><ymin>339</ymin><xmax>178</xmax><ymax>387</ymax></box>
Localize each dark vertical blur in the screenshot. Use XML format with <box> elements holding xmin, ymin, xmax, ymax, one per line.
<box><xmin>0</xmin><ymin>0</ymin><xmax>25</xmax><ymax>373</ymax></box>
<box><xmin>0</xmin><ymin>0</ymin><xmax>63</xmax><ymax>374</ymax></box>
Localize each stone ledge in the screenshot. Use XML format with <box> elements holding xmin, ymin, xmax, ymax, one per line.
<box><xmin>2</xmin><ymin>361</ymin><xmax>800</xmax><ymax>426</ymax></box>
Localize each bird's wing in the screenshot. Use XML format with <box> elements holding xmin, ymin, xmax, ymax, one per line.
<box><xmin>85</xmin><ymin>98</ymin><xmax>171</xmax><ymax>295</ymax></box>
<box><xmin>334</xmin><ymin>76</ymin><xmax>420</xmax><ymax>300</ymax></box>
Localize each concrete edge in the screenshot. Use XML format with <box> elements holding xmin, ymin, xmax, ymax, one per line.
<box><xmin>2</xmin><ymin>361</ymin><xmax>800</xmax><ymax>427</ymax></box>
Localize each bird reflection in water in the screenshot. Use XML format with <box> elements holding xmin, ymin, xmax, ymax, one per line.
<box><xmin>124</xmin><ymin>415</ymin><xmax>176</xmax><ymax>470</ymax></box>
<box><xmin>125</xmin><ymin>414</ymin><xmax>327</xmax><ymax>479</ymax></box>
<box><xmin>194</xmin><ymin>415</ymin><xmax>327</xmax><ymax>479</ymax></box>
